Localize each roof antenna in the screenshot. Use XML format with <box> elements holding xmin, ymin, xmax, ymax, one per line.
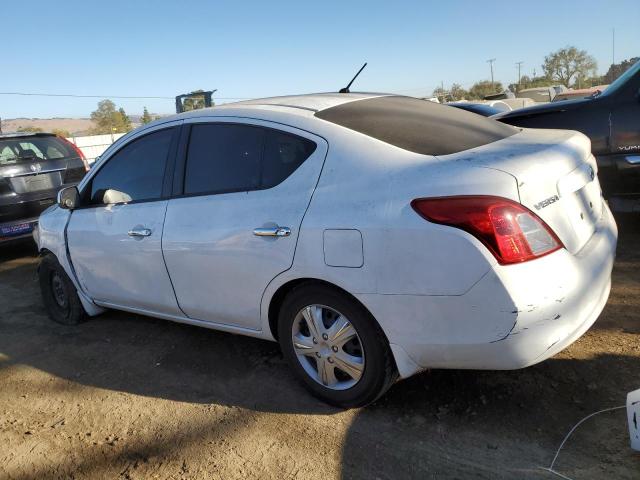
<box><xmin>339</xmin><ymin>63</ymin><xmax>367</xmax><ymax>93</ymax></box>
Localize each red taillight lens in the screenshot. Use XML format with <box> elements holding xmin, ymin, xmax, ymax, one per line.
<box><xmin>411</xmin><ymin>196</ymin><xmax>563</xmax><ymax>265</ymax></box>
<box><xmin>59</xmin><ymin>136</ymin><xmax>89</xmax><ymax>172</ymax></box>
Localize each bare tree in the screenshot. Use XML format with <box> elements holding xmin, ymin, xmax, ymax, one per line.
<box><xmin>542</xmin><ymin>46</ymin><xmax>597</xmax><ymax>88</ymax></box>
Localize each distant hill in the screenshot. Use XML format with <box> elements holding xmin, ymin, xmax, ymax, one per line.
<box><xmin>0</xmin><ymin>118</ymin><xmax>96</xmax><ymax>136</ymax></box>
<box><xmin>1</xmin><ymin>114</ymin><xmax>171</xmax><ymax>136</ymax></box>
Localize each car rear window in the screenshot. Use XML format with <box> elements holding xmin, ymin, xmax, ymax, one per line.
<box><xmin>0</xmin><ymin>135</ymin><xmax>78</xmax><ymax>166</ymax></box>
<box><xmin>315</xmin><ymin>96</ymin><xmax>518</xmax><ymax>156</ymax></box>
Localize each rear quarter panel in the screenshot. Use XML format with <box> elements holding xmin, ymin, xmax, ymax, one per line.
<box><xmin>263</xmin><ymin>128</ymin><xmax>520</xmax><ymax>305</ymax></box>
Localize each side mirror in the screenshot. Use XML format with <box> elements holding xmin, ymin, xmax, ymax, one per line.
<box><xmin>57</xmin><ymin>186</ymin><xmax>80</xmax><ymax>210</ymax></box>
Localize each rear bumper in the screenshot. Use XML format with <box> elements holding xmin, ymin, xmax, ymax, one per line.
<box><xmin>357</xmin><ymin>203</ymin><xmax>617</xmax><ymax>376</ymax></box>
<box><xmin>0</xmin><ymin>194</ymin><xmax>57</xmax><ymax>243</ymax></box>
<box><xmin>0</xmin><ymin>217</ymin><xmax>39</xmax><ymax>243</ymax></box>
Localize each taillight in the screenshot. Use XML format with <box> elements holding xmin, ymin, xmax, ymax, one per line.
<box><xmin>411</xmin><ymin>195</ymin><xmax>563</xmax><ymax>265</ymax></box>
<box><xmin>59</xmin><ymin>136</ymin><xmax>89</xmax><ymax>172</ymax></box>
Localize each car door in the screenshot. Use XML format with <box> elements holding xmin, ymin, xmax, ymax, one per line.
<box><xmin>608</xmin><ymin>83</ymin><xmax>640</xmax><ymax>197</ymax></box>
<box><xmin>162</xmin><ymin>119</ymin><xmax>328</xmax><ymax>330</ymax></box>
<box><xmin>67</xmin><ymin>123</ymin><xmax>183</xmax><ymax>316</ymax></box>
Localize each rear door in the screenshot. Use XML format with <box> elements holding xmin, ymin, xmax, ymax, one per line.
<box><xmin>67</xmin><ymin>123</ymin><xmax>183</xmax><ymax>315</ymax></box>
<box><xmin>162</xmin><ymin>119</ymin><xmax>327</xmax><ymax>330</ymax></box>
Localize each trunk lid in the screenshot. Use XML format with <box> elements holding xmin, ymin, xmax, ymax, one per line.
<box><xmin>440</xmin><ymin>128</ymin><xmax>603</xmax><ymax>254</ymax></box>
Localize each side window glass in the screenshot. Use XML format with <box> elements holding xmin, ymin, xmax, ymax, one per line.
<box><xmin>262</xmin><ymin>130</ymin><xmax>317</xmax><ymax>188</ymax></box>
<box><xmin>183</xmin><ymin>124</ymin><xmax>317</xmax><ymax>195</ymax></box>
<box><xmin>184</xmin><ymin>124</ymin><xmax>263</xmax><ymax>195</ymax></box>
<box><xmin>89</xmin><ymin>128</ymin><xmax>174</xmax><ymax>205</ymax></box>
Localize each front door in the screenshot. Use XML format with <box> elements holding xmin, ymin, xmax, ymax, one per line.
<box><xmin>67</xmin><ymin>125</ymin><xmax>182</xmax><ymax>316</ymax></box>
<box><xmin>162</xmin><ymin>120</ymin><xmax>327</xmax><ymax>330</ymax></box>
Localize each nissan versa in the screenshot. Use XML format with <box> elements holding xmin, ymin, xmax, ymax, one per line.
<box><xmin>34</xmin><ymin>94</ymin><xmax>617</xmax><ymax>407</ymax></box>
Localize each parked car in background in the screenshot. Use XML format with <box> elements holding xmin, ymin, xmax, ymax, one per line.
<box><xmin>516</xmin><ymin>85</ymin><xmax>568</xmax><ymax>103</ymax></box>
<box><xmin>496</xmin><ymin>59</ymin><xmax>640</xmax><ymax>212</ymax></box>
<box><xmin>447</xmin><ymin>102</ymin><xmax>508</xmax><ymax>116</ymax></box>
<box><xmin>0</xmin><ymin>133</ymin><xmax>88</xmax><ymax>243</ymax></box>
<box><xmin>552</xmin><ymin>85</ymin><xmax>609</xmax><ymax>102</ymax></box>
<box><xmin>35</xmin><ymin>94</ymin><xmax>616</xmax><ymax>407</ymax></box>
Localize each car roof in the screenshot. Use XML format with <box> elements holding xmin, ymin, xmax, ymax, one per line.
<box><xmin>0</xmin><ymin>132</ymin><xmax>56</xmax><ymax>139</ymax></box>
<box><xmin>162</xmin><ymin>93</ymin><xmax>392</xmax><ymax>124</ymax></box>
<box><xmin>226</xmin><ymin>92</ymin><xmax>390</xmax><ymax>112</ymax></box>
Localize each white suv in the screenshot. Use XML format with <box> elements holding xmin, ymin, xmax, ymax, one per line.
<box><xmin>35</xmin><ymin>94</ymin><xmax>617</xmax><ymax>407</ymax></box>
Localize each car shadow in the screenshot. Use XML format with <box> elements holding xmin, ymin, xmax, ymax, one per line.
<box><xmin>339</xmin><ymin>351</ymin><xmax>640</xmax><ymax>479</ymax></box>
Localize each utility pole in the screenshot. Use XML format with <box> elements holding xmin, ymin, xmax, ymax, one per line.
<box><xmin>516</xmin><ymin>61</ymin><xmax>524</xmax><ymax>89</ymax></box>
<box><xmin>487</xmin><ymin>58</ymin><xmax>496</xmax><ymax>91</ymax></box>
<box><xmin>612</xmin><ymin>28</ymin><xmax>615</xmax><ymax>67</ymax></box>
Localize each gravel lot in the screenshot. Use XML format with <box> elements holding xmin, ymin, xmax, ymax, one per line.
<box><xmin>1</xmin><ymin>216</ymin><xmax>639</xmax><ymax>479</ymax></box>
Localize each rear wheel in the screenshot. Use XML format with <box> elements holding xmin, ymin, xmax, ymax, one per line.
<box><xmin>278</xmin><ymin>284</ymin><xmax>397</xmax><ymax>408</ymax></box>
<box><xmin>39</xmin><ymin>254</ymin><xmax>86</xmax><ymax>325</ymax></box>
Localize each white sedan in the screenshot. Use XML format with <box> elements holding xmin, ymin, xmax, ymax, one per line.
<box><xmin>35</xmin><ymin>93</ymin><xmax>617</xmax><ymax>407</ymax></box>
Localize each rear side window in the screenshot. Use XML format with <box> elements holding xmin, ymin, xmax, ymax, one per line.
<box><xmin>262</xmin><ymin>130</ymin><xmax>317</xmax><ymax>188</ymax></box>
<box><xmin>315</xmin><ymin>96</ymin><xmax>517</xmax><ymax>156</ymax></box>
<box><xmin>185</xmin><ymin>124</ymin><xmax>263</xmax><ymax>195</ymax></box>
<box><xmin>184</xmin><ymin>124</ymin><xmax>316</xmax><ymax>196</ymax></box>
<box><xmin>89</xmin><ymin>128</ymin><xmax>174</xmax><ymax>204</ymax></box>
<box><xmin>0</xmin><ymin>136</ymin><xmax>78</xmax><ymax>166</ymax></box>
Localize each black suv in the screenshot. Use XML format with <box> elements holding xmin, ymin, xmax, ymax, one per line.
<box><xmin>495</xmin><ymin>59</ymin><xmax>640</xmax><ymax>212</ymax></box>
<box><xmin>0</xmin><ymin>132</ymin><xmax>88</xmax><ymax>243</ymax></box>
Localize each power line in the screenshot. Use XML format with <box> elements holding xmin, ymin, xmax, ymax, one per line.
<box><xmin>0</xmin><ymin>91</ymin><xmax>251</xmax><ymax>100</ymax></box>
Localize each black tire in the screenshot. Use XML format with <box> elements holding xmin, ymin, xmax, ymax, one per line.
<box><xmin>278</xmin><ymin>283</ymin><xmax>397</xmax><ymax>408</ymax></box>
<box><xmin>38</xmin><ymin>253</ymin><xmax>87</xmax><ymax>325</ymax></box>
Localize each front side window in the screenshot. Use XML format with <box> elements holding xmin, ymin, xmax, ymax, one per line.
<box><xmin>88</xmin><ymin>128</ymin><xmax>174</xmax><ymax>205</ymax></box>
<box><xmin>184</xmin><ymin>123</ymin><xmax>316</xmax><ymax>196</ymax></box>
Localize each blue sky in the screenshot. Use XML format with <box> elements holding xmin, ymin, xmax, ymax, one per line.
<box><xmin>2</xmin><ymin>0</ymin><xmax>639</xmax><ymax>118</ymax></box>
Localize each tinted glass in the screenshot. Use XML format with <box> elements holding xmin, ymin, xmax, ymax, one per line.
<box><xmin>316</xmin><ymin>96</ymin><xmax>517</xmax><ymax>156</ymax></box>
<box><xmin>185</xmin><ymin>124</ymin><xmax>262</xmax><ymax>195</ymax></box>
<box><xmin>262</xmin><ymin>130</ymin><xmax>316</xmax><ymax>188</ymax></box>
<box><xmin>0</xmin><ymin>136</ymin><xmax>77</xmax><ymax>166</ymax></box>
<box><xmin>89</xmin><ymin>128</ymin><xmax>173</xmax><ymax>204</ymax></box>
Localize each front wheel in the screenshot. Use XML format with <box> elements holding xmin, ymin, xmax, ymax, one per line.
<box><xmin>278</xmin><ymin>284</ymin><xmax>397</xmax><ymax>408</ymax></box>
<box><xmin>38</xmin><ymin>253</ymin><xmax>87</xmax><ymax>325</ymax></box>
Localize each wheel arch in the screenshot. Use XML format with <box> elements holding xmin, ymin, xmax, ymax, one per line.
<box><xmin>267</xmin><ymin>277</ymin><xmax>384</xmax><ymax>342</ymax></box>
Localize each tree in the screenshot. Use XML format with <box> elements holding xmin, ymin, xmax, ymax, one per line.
<box><xmin>431</xmin><ymin>83</ymin><xmax>468</xmax><ymax>103</ymax></box>
<box><xmin>182</xmin><ymin>89</ymin><xmax>205</xmax><ymax>112</ymax></box>
<box><xmin>141</xmin><ymin>107</ymin><xmax>153</xmax><ymax>124</ymax></box>
<box><xmin>449</xmin><ymin>83</ymin><xmax>468</xmax><ymax>101</ymax></box>
<box><xmin>16</xmin><ymin>126</ymin><xmax>43</xmax><ymax>133</ymax></box>
<box><xmin>119</xmin><ymin>108</ymin><xmax>132</xmax><ymax>131</ymax></box>
<box><xmin>467</xmin><ymin>80</ymin><xmax>503</xmax><ymax>100</ymax></box>
<box><xmin>431</xmin><ymin>86</ymin><xmax>447</xmax><ymax>103</ymax></box>
<box><xmin>542</xmin><ymin>46</ymin><xmax>597</xmax><ymax>88</ymax></box>
<box><xmin>52</xmin><ymin>128</ymin><xmax>71</xmax><ymax>138</ymax></box>
<box><xmin>89</xmin><ymin>100</ymin><xmax>133</xmax><ymax>134</ymax></box>
<box><xmin>604</xmin><ymin>57</ymin><xmax>640</xmax><ymax>84</ymax></box>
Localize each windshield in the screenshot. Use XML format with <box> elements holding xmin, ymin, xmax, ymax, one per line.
<box><xmin>600</xmin><ymin>59</ymin><xmax>640</xmax><ymax>97</ymax></box>
<box><xmin>0</xmin><ymin>136</ymin><xmax>78</xmax><ymax>166</ymax></box>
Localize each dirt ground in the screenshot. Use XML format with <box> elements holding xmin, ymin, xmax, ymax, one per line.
<box><xmin>1</xmin><ymin>217</ymin><xmax>639</xmax><ymax>480</ymax></box>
